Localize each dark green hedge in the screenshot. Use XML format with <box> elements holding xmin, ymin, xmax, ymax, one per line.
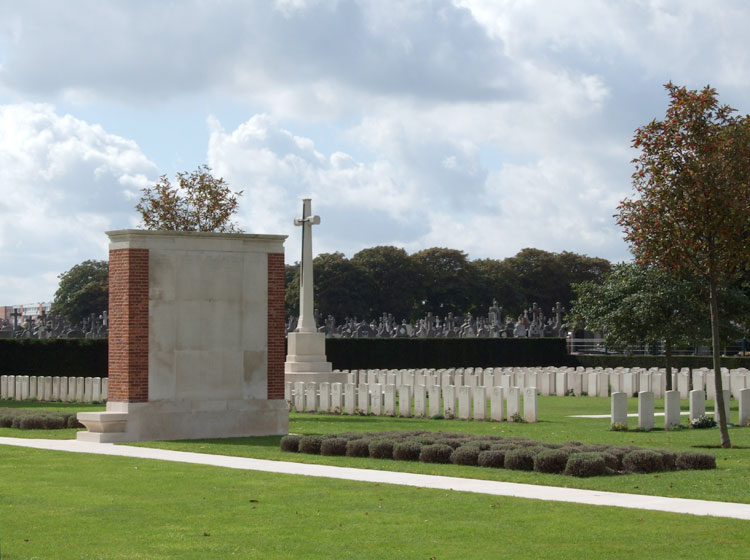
<box><xmin>325</xmin><ymin>337</ymin><xmax>572</xmax><ymax>370</ymax></box>
<box><xmin>0</xmin><ymin>339</ymin><xmax>107</xmax><ymax>377</ymax></box>
<box><xmin>4</xmin><ymin>337</ymin><xmax>749</xmax><ymax>377</ymax></box>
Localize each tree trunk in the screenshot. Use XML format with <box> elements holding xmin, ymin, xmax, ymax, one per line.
<box><xmin>664</xmin><ymin>340</ymin><xmax>673</xmax><ymax>391</ymax></box>
<box><xmin>709</xmin><ymin>277</ymin><xmax>731</xmax><ymax>448</ymax></box>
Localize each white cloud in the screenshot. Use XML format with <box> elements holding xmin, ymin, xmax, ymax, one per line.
<box><xmin>0</xmin><ymin>103</ymin><xmax>158</xmax><ymax>303</ymax></box>
<box><xmin>0</xmin><ymin>0</ymin><xmax>509</xmax><ymax>115</ymax></box>
<box><xmin>1</xmin><ymin>0</ymin><xmax>749</xmax><ymax>307</ymax></box>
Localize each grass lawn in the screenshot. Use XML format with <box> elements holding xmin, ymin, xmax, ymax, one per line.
<box><xmin>1</xmin><ymin>396</ymin><xmax>749</xmax><ymax>558</ymax></box>
<box><xmin>2</xmin><ymin>396</ymin><xmax>749</xmax><ymax>502</ymax></box>
<box><xmin>128</xmin><ymin>396</ymin><xmax>750</xmax><ymax>504</ymax></box>
<box><xmin>1</xmin><ymin>445</ymin><xmax>748</xmax><ymax>559</ymax></box>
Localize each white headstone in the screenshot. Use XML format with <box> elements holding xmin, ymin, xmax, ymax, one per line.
<box><xmin>490</xmin><ymin>386</ymin><xmax>505</xmax><ymax>421</ymax></box>
<box><xmin>638</xmin><ymin>391</ymin><xmax>655</xmax><ymax>431</ymax></box>
<box><xmin>611</xmin><ymin>392</ymin><xmax>627</xmax><ymax>427</ymax></box>
<box><xmin>739</xmin><ymin>388</ymin><xmax>750</xmax><ymax>427</ymax></box>
<box><xmin>443</xmin><ymin>385</ymin><xmax>456</xmax><ymax>418</ymax></box>
<box><xmin>664</xmin><ymin>390</ymin><xmax>681</xmax><ymax>430</ymax></box>
<box><xmin>413</xmin><ymin>384</ymin><xmax>426</xmax><ymax>417</ymax></box>
<box><xmin>319</xmin><ymin>382</ymin><xmax>331</xmax><ymax>413</ymax></box>
<box><xmin>382</xmin><ymin>384</ymin><xmax>395</xmax><ymax>416</ymax></box>
<box><xmin>473</xmin><ymin>386</ymin><xmax>486</xmax><ymax>420</ymax></box>
<box><xmin>331</xmin><ymin>382</ymin><xmax>343</xmax><ymax>413</ymax></box>
<box><xmin>428</xmin><ymin>385</ymin><xmax>441</xmax><ymax>417</ymax></box>
<box><xmin>344</xmin><ymin>383</ymin><xmax>356</xmax><ymax>415</ymax></box>
<box><xmin>457</xmin><ymin>386</ymin><xmax>471</xmax><ymax>420</ymax></box>
<box><xmin>523</xmin><ymin>387</ymin><xmax>537</xmax><ymax>422</ymax></box>
<box><xmin>689</xmin><ymin>389</ymin><xmax>705</xmax><ymax>422</ymax></box>
<box><xmin>304</xmin><ymin>382</ymin><xmax>318</xmax><ymax>412</ymax></box>
<box><xmin>398</xmin><ymin>385</ymin><xmax>411</xmax><ymax>417</ymax></box>
<box><xmin>507</xmin><ymin>387</ymin><xmax>521</xmax><ymax>421</ymax></box>
<box><xmin>371</xmin><ymin>384</ymin><xmax>383</xmax><ymax>416</ymax></box>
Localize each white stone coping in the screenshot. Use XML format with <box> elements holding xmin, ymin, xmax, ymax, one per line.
<box><xmin>106</xmin><ymin>229</ymin><xmax>287</xmax><ymax>252</ymax></box>
<box><xmin>1</xmin><ymin>437</ymin><xmax>749</xmax><ymax>520</ymax></box>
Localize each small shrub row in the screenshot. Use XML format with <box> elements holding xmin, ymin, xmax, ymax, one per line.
<box><xmin>0</xmin><ymin>408</ymin><xmax>83</xmax><ymax>430</ymax></box>
<box><xmin>279</xmin><ymin>430</ymin><xmax>716</xmax><ymax>477</ymax></box>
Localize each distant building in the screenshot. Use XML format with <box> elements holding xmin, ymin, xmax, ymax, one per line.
<box><xmin>0</xmin><ymin>303</ymin><xmax>52</xmax><ymax>326</ymax></box>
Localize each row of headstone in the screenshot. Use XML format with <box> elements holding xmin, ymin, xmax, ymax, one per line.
<box><xmin>0</xmin><ymin>375</ymin><xmax>108</xmax><ymax>403</ymax></box>
<box><xmin>285</xmin><ymin>381</ymin><xmax>538</xmax><ymax>422</ymax></box>
<box><xmin>610</xmin><ymin>389</ymin><xmax>750</xmax><ymax>430</ymax></box>
<box><xmin>0</xmin><ymin>312</ymin><xmax>108</xmax><ymax>340</ymax></box>
<box><xmin>332</xmin><ymin>366</ymin><xmax>750</xmax><ymax>401</ymax></box>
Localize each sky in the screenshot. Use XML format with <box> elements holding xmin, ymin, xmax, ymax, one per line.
<box><xmin>2</xmin><ymin>0</ymin><xmax>750</xmax><ymax>305</ymax></box>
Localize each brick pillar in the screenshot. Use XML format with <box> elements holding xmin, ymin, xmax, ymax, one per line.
<box><xmin>108</xmin><ymin>248</ymin><xmax>149</xmax><ymax>402</ymax></box>
<box><xmin>267</xmin><ymin>252</ymin><xmax>285</xmax><ymax>399</ymax></box>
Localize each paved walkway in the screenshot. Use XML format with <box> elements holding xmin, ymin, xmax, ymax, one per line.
<box><xmin>2</xmin><ymin>437</ymin><xmax>749</xmax><ymax>520</ymax></box>
<box><xmin>569</xmin><ymin>411</ymin><xmax>700</xmax><ymax>418</ymax></box>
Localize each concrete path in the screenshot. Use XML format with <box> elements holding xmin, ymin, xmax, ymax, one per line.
<box><xmin>570</xmin><ymin>411</ymin><xmax>700</xmax><ymax>419</ymax></box>
<box><xmin>2</xmin><ymin>437</ymin><xmax>749</xmax><ymax>521</ymax></box>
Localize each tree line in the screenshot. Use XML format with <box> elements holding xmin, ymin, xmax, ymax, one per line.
<box><xmin>284</xmin><ymin>247</ymin><xmax>611</xmax><ymax>322</ymax></box>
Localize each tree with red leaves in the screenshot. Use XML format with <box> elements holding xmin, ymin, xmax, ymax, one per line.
<box><xmin>136</xmin><ymin>165</ymin><xmax>243</xmax><ymax>233</ymax></box>
<box><xmin>618</xmin><ymin>83</ymin><xmax>750</xmax><ymax>448</ymax></box>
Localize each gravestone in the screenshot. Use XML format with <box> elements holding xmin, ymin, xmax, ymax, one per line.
<box><xmin>664</xmin><ymin>390</ymin><xmax>681</xmax><ymax>430</ymax></box>
<box><xmin>638</xmin><ymin>391</ymin><xmax>655</xmax><ymax>431</ymax></box>
<box><xmin>610</xmin><ymin>392</ymin><xmax>627</xmax><ymax>427</ymax></box>
<box><xmin>689</xmin><ymin>389</ymin><xmax>705</xmax><ymax>422</ymax></box>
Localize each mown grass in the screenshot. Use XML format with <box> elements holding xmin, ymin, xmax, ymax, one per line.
<box><xmin>0</xmin><ymin>445</ymin><xmax>748</xmax><ymax>560</ymax></box>
<box><xmin>130</xmin><ymin>396</ymin><xmax>750</xmax><ymax>504</ymax></box>
<box><xmin>2</xmin><ymin>396</ymin><xmax>747</xmax><ymax>503</ymax></box>
<box><xmin>0</xmin><ymin>399</ymin><xmax>104</xmax><ymax>439</ymax></box>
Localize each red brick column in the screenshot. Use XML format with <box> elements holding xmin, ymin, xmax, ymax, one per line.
<box><xmin>108</xmin><ymin>248</ymin><xmax>149</xmax><ymax>402</ymax></box>
<box><xmin>267</xmin><ymin>252</ymin><xmax>285</xmax><ymax>399</ymax></box>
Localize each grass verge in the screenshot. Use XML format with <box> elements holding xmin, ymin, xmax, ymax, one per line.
<box><xmin>0</xmin><ymin>445</ymin><xmax>748</xmax><ymax>560</ymax></box>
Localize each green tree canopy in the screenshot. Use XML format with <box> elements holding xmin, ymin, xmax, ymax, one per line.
<box><xmin>505</xmin><ymin>248</ymin><xmax>611</xmax><ymax>314</ymax></box>
<box><xmin>617</xmin><ymin>83</ymin><xmax>750</xmax><ymax>447</ymax></box>
<box><xmin>351</xmin><ymin>246</ymin><xmax>418</xmax><ymax>320</ymax></box>
<box><xmin>51</xmin><ymin>260</ymin><xmax>108</xmax><ymax>324</ymax></box>
<box><xmin>310</xmin><ymin>252</ymin><xmax>375</xmax><ymax>321</ymax></box>
<box><xmin>135</xmin><ymin>165</ymin><xmax>243</xmax><ymax>232</ymax></box>
<box><xmin>468</xmin><ymin>258</ymin><xmax>523</xmax><ymax>316</ymax></box>
<box><xmin>411</xmin><ymin>248</ymin><xmax>473</xmax><ymax>317</ymax></box>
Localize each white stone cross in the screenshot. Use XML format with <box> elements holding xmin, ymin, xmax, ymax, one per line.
<box><xmin>294</xmin><ymin>198</ymin><xmax>320</xmax><ymax>333</ymax></box>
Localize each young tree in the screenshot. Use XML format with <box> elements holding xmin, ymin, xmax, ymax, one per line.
<box><xmin>617</xmin><ymin>83</ymin><xmax>750</xmax><ymax>447</ymax></box>
<box><xmin>135</xmin><ymin>165</ymin><xmax>243</xmax><ymax>232</ymax></box>
<box><xmin>51</xmin><ymin>260</ymin><xmax>109</xmax><ymax>324</ymax></box>
<box><xmin>569</xmin><ymin>263</ymin><xmax>707</xmax><ymax>388</ymax></box>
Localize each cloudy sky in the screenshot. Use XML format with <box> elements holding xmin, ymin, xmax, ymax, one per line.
<box><xmin>1</xmin><ymin>0</ymin><xmax>749</xmax><ymax>304</ymax></box>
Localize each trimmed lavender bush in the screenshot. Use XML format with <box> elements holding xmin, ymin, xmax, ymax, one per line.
<box><xmin>393</xmin><ymin>441</ymin><xmax>423</xmax><ymax>461</ymax></box>
<box><xmin>477</xmin><ymin>449</ymin><xmax>506</xmax><ymax>468</ymax></box>
<box><xmin>533</xmin><ymin>449</ymin><xmax>570</xmax><ymax>474</ymax></box>
<box><xmin>504</xmin><ymin>448</ymin><xmax>536</xmax><ymax>471</ymax></box>
<box><xmin>622</xmin><ymin>449</ymin><xmax>664</xmax><ymax>474</ymax></box>
<box><xmin>450</xmin><ymin>446</ymin><xmax>480</xmax><ymax>466</ymax></box>
<box><xmin>280</xmin><ymin>434</ymin><xmax>302</xmax><ymax>452</ymax></box>
<box><xmin>369</xmin><ymin>439</ymin><xmax>395</xmax><ymax>459</ymax></box>
<box><xmin>298</xmin><ymin>435</ymin><xmax>323</xmax><ymax>455</ymax></box>
<box><xmin>564</xmin><ymin>452</ymin><xmax>609</xmax><ymax>477</ymax></box>
<box><xmin>320</xmin><ymin>437</ymin><xmax>348</xmax><ymax>456</ymax></box>
<box><xmin>345</xmin><ymin>438</ymin><xmax>371</xmax><ymax>458</ymax></box>
<box><xmin>676</xmin><ymin>451</ymin><xmax>716</xmax><ymax>470</ymax></box>
<box><xmin>419</xmin><ymin>444</ymin><xmax>453</xmax><ymax>464</ymax></box>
